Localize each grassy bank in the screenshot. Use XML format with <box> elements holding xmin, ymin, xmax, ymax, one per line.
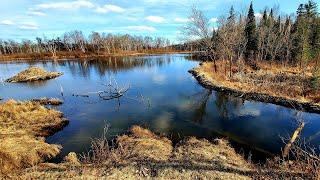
<box><xmin>0</xmin><ymin>100</ymin><xmax>68</xmax><ymax>174</ymax></box>
<box><xmin>0</xmin><ymin>50</ymin><xmax>190</xmax><ymax>61</ymax></box>
<box><xmin>189</xmin><ymin>61</ymin><xmax>320</xmax><ymax>113</ymax></box>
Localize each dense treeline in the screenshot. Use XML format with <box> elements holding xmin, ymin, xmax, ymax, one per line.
<box><xmin>0</xmin><ymin>32</ymin><xmax>173</xmax><ymax>57</ymax></box>
<box><xmin>184</xmin><ymin>1</ymin><xmax>319</xmax><ymax>69</ymax></box>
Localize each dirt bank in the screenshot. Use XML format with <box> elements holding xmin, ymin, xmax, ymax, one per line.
<box><xmin>189</xmin><ymin>62</ymin><xmax>320</xmax><ymax>113</ymax></box>
<box><xmin>0</xmin><ymin>100</ymin><xmax>69</xmax><ymax>174</ymax></box>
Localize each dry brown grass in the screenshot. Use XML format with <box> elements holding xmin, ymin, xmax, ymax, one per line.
<box><xmin>116</xmin><ymin>125</ymin><xmax>173</xmax><ymax>162</ymax></box>
<box><xmin>193</xmin><ymin>61</ymin><xmax>320</xmax><ymax>107</ymax></box>
<box><xmin>13</xmin><ymin>126</ymin><xmax>254</xmax><ymax>179</ymax></box>
<box><xmin>5</xmin><ymin>67</ymin><xmax>62</xmax><ymax>83</ymax></box>
<box><xmin>6</xmin><ymin>126</ymin><xmax>317</xmax><ymax>179</ymax></box>
<box><xmin>0</xmin><ymin>100</ymin><xmax>68</xmax><ymax>174</ymax></box>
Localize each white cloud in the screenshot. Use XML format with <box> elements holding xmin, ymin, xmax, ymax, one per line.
<box><xmin>27</xmin><ymin>11</ymin><xmax>46</xmax><ymax>16</ymax></box>
<box><xmin>0</xmin><ymin>20</ymin><xmax>14</xmax><ymax>25</ymax></box>
<box><xmin>174</xmin><ymin>17</ymin><xmax>189</xmax><ymax>23</ymax></box>
<box><xmin>209</xmin><ymin>17</ymin><xmax>218</xmax><ymax>23</ymax></box>
<box><xmin>255</xmin><ymin>13</ymin><xmax>263</xmax><ymax>19</ymax></box>
<box><xmin>19</xmin><ymin>22</ymin><xmax>39</xmax><ymax>30</ymax></box>
<box><xmin>126</xmin><ymin>26</ymin><xmax>156</xmax><ymax>32</ymax></box>
<box><xmin>146</xmin><ymin>16</ymin><xmax>165</xmax><ymax>23</ymax></box>
<box><xmin>95</xmin><ymin>4</ymin><xmax>125</xmax><ymax>14</ymax></box>
<box><xmin>36</xmin><ymin>0</ymin><xmax>94</xmax><ymax>10</ymax></box>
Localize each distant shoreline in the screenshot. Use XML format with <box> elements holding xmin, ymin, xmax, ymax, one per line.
<box><xmin>0</xmin><ymin>51</ymin><xmax>194</xmax><ymax>62</ymax></box>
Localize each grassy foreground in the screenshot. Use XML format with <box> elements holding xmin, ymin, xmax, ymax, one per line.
<box><xmin>189</xmin><ymin>61</ymin><xmax>320</xmax><ymax>113</ymax></box>
<box><xmin>0</xmin><ymin>100</ymin><xmax>68</xmax><ymax>174</ymax></box>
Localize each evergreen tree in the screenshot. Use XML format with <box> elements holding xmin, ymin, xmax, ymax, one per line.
<box><xmin>227</xmin><ymin>6</ymin><xmax>236</xmax><ymax>26</ymax></box>
<box><xmin>261</xmin><ymin>9</ymin><xmax>268</xmax><ymax>27</ymax></box>
<box><xmin>244</xmin><ymin>2</ymin><xmax>258</xmax><ymax>62</ymax></box>
<box><xmin>291</xmin><ymin>4</ymin><xmax>307</xmax><ymax>64</ymax></box>
<box><xmin>305</xmin><ymin>0</ymin><xmax>318</xmax><ymax>18</ymax></box>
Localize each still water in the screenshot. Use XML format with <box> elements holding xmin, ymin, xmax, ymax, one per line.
<box><xmin>0</xmin><ymin>54</ymin><xmax>319</xmax><ymax>160</ymax></box>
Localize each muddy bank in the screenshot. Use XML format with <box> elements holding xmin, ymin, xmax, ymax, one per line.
<box><xmin>6</xmin><ymin>67</ymin><xmax>62</xmax><ymax>83</ymax></box>
<box><xmin>0</xmin><ymin>100</ymin><xmax>69</xmax><ymax>174</ymax></box>
<box><xmin>189</xmin><ymin>66</ymin><xmax>320</xmax><ymax>114</ymax></box>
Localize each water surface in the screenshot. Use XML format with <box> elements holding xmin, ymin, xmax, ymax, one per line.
<box><xmin>1</xmin><ymin>54</ymin><xmax>319</xmax><ymax>160</ymax></box>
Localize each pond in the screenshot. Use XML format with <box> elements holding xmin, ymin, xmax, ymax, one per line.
<box><xmin>1</xmin><ymin>54</ymin><xmax>320</xmax><ymax>161</ymax></box>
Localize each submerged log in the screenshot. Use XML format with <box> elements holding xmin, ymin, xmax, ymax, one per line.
<box><xmin>6</xmin><ymin>67</ymin><xmax>62</xmax><ymax>83</ymax></box>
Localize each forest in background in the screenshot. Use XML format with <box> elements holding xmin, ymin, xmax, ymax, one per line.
<box><xmin>0</xmin><ymin>32</ymin><xmax>176</xmax><ymax>59</ymax></box>
<box><xmin>183</xmin><ymin>0</ymin><xmax>320</xmax><ymax>90</ymax></box>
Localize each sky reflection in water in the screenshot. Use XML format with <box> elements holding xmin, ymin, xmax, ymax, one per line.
<box><xmin>0</xmin><ymin>54</ymin><xmax>320</xmax><ymax>160</ymax></box>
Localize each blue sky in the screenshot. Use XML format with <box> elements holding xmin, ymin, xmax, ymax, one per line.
<box><xmin>0</xmin><ymin>0</ymin><xmax>316</xmax><ymax>42</ymax></box>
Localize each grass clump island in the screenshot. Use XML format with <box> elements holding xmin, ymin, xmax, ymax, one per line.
<box><xmin>1</xmin><ymin>100</ymin><xmax>319</xmax><ymax>179</ymax></box>
<box><xmin>5</xmin><ymin>67</ymin><xmax>62</xmax><ymax>83</ymax></box>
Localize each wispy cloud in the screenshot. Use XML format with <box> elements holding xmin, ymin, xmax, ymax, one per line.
<box><xmin>95</xmin><ymin>4</ymin><xmax>125</xmax><ymax>14</ymax></box>
<box><xmin>27</xmin><ymin>10</ymin><xmax>46</xmax><ymax>16</ymax></box>
<box><xmin>19</xmin><ymin>22</ymin><xmax>39</xmax><ymax>30</ymax></box>
<box><xmin>126</xmin><ymin>26</ymin><xmax>156</xmax><ymax>32</ymax></box>
<box><xmin>146</xmin><ymin>16</ymin><xmax>165</xmax><ymax>23</ymax></box>
<box><xmin>0</xmin><ymin>20</ymin><xmax>15</xmax><ymax>25</ymax></box>
<box><xmin>36</xmin><ymin>0</ymin><xmax>94</xmax><ymax>10</ymax></box>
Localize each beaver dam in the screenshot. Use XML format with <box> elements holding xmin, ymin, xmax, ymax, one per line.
<box><xmin>0</xmin><ymin>55</ymin><xmax>320</xmax><ymax>178</ymax></box>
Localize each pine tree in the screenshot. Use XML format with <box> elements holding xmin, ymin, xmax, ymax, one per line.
<box><xmin>261</xmin><ymin>9</ymin><xmax>268</xmax><ymax>27</ymax></box>
<box><xmin>227</xmin><ymin>6</ymin><xmax>236</xmax><ymax>26</ymax></box>
<box><xmin>305</xmin><ymin>0</ymin><xmax>318</xmax><ymax>18</ymax></box>
<box><xmin>244</xmin><ymin>2</ymin><xmax>258</xmax><ymax>63</ymax></box>
<box><xmin>291</xmin><ymin>4</ymin><xmax>307</xmax><ymax>64</ymax></box>
<box><xmin>306</xmin><ymin>0</ymin><xmax>319</xmax><ymax>59</ymax></box>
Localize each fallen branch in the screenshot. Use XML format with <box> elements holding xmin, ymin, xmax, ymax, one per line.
<box><xmin>73</xmin><ymin>78</ymin><xmax>130</xmax><ymax>101</ymax></box>
<box><xmin>282</xmin><ymin>121</ymin><xmax>305</xmax><ymax>158</ymax></box>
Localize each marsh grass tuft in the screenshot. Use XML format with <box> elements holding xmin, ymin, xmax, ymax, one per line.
<box><xmin>0</xmin><ymin>100</ymin><xmax>68</xmax><ymax>174</ymax></box>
